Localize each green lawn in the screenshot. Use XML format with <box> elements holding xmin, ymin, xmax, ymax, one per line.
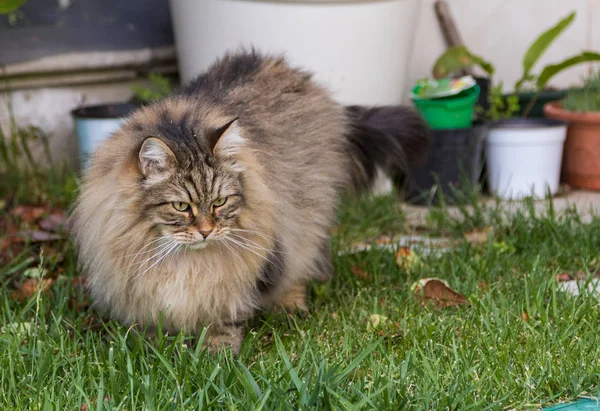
<box><xmin>1</xmin><ymin>167</ymin><xmax>600</xmax><ymax>410</ymax></box>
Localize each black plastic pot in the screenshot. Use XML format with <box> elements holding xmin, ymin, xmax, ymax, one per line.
<box><xmin>474</xmin><ymin>76</ymin><xmax>491</xmax><ymax>118</ymax></box>
<box><xmin>70</xmin><ymin>102</ymin><xmax>140</xmax><ymax>119</ymax></box>
<box><xmin>405</xmin><ymin>123</ymin><xmax>486</xmax><ymax>205</ymax></box>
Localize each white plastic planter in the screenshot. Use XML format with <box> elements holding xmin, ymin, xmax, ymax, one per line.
<box><xmin>485</xmin><ymin>119</ymin><xmax>567</xmax><ymax>200</ymax></box>
<box><xmin>168</xmin><ymin>0</ymin><xmax>420</xmax><ymax>106</ymax></box>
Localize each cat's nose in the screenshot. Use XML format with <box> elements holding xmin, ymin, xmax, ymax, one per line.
<box><xmin>199</xmin><ymin>228</ymin><xmax>213</xmax><ymax>239</ymax></box>
<box><xmin>196</xmin><ymin>219</ymin><xmax>215</xmax><ymax>239</ymax></box>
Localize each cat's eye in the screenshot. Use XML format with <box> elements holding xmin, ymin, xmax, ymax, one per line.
<box><xmin>172</xmin><ymin>202</ymin><xmax>190</xmax><ymax>212</ymax></box>
<box><xmin>212</xmin><ymin>197</ymin><xmax>227</xmax><ymax>207</ymax></box>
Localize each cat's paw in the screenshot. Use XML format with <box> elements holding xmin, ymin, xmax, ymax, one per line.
<box><xmin>205</xmin><ymin>324</ymin><xmax>244</xmax><ymax>355</ymax></box>
<box><xmin>275</xmin><ymin>283</ymin><xmax>309</xmax><ymax>313</ymax></box>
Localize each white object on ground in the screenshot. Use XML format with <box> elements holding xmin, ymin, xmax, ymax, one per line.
<box><xmin>558</xmin><ymin>279</ymin><xmax>600</xmax><ymax>298</ymax></box>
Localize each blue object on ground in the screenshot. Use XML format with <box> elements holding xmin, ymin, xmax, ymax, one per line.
<box><xmin>71</xmin><ymin>103</ymin><xmax>138</xmax><ymax>169</ymax></box>
<box><xmin>544</xmin><ymin>399</ymin><xmax>600</xmax><ymax>410</ymax></box>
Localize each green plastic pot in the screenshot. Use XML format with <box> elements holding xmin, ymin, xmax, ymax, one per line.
<box><xmin>412</xmin><ymin>84</ymin><xmax>480</xmax><ymax>129</ymax></box>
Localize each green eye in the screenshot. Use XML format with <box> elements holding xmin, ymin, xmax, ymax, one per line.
<box><xmin>172</xmin><ymin>202</ymin><xmax>190</xmax><ymax>212</ymax></box>
<box><xmin>213</xmin><ymin>197</ymin><xmax>227</xmax><ymax>207</ymax></box>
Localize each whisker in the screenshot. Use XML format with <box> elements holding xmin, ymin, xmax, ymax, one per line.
<box><xmin>228</xmin><ymin>228</ymin><xmax>281</xmax><ymax>243</ymax></box>
<box><xmin>224</xmin><ymin>236</ymin><xmax>279</xmax><ymax>266</ymax></box>
<box><xmin>227</xmin><ymin>233</ymin><xmax>287</xmax><ymax>256</ymax></box>
<box><xmin>132</xmin><ymin>242</ymin><xmax>180</xmax><ymax>283</ymax></box>
<box><xmin>219</xmin><ymin>238</ymin><xmax>242</xmax><ymax>261</ymax></box>
<box><xmin>124</xmin><ymin>236</ymin><xmax>168</xmax><ymax>258</ymax></box>
<box><xmin>227</xmin><ymin>232</ymin><xmax>285</xmax><ymax>264</ymax></box>
<box><xmin>128</xmin><ymin>239</ymin><xmax>176</xmax><ymax>273</ymax></box>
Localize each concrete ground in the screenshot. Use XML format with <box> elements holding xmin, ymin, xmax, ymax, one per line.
<box><xmin>403</xmin><ymin>190</ymin><xmax>600</xmax><ymax>229</ymax></box>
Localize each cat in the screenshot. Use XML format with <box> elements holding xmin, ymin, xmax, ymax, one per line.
<box><xmin>71</xmin><ymin>50</ymin><xmax>429</xmax><ymax>354</ymax></box>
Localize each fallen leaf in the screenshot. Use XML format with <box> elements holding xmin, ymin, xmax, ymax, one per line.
<box><xmin>10</xmin><ymin>205</ymin><xmax>47</xmax><ymax>223</ymax></box>
<box><xmin>375</xmin><ymin>235</ymin><xmax>393</xmax><ymax>245</ymax></box>
<box><xmin>38</xmin><ymin>212</ymin><xmax>68</xmax><ymax>233</ymax></box>
<box><xmin>464</xmin><ymin>227</ymin><xmax>492</xmax><ymax>245</ymax></box>
<box><xmin>396</xmin><ymin>247</ymin><xmax>420</xmax><ymax>271</ymax></box>
<box><xmin>81</xmin><ymin>396</ymin><xmax>110</xmax><ymax>411</ymax></box>
<box><xmin>521</xmin><ymin>312</ymin><xmax>529</xmax><ymax>322</ymax></box>
<box><xmin>71</xmin><ymin>276</ymin><xmax>86</xmax><ymax>288</ymax></box>
<box><xmin>1</xmin><ymin>322</ymin><xmax>34</xmax><ymax>336</ymax></box>
<box><xmin>411</xmin><ymin>278</ymin><xmax>469</xmax><ymax>308</ymax></box>
<box><xmin>11</xmin><ymin>278</ymin><xmax>55</xmax><ymax>301</ymax></box>
<box><xmin>351</xmin><ymin>265</ymin><xmax>370</xmax><ymax>280</ymax></box>
<box><xmin>23</xmin><ymin>267</ymin><xmax>45</xmax><ymax>279</ymax></box>
<box><xmin>19</xmin><ymin>230</ymin><xmax>62</xmax><ymax>242</ymax></box>
<box><xmin>478</xmin><ymin>281</ymin><xmax>489</xmax><ymax>291</ymax></box>
<box><xmin>367</xmin><ymin>314</ymin><xmax>389</xmax><ymax>331</ymax></box>
<box><xmin>42</xmin><ymin>246</ymin><xmax>65</xmax><ymax>265</ymax></box>
<box><xmin>556</xmin><ymin>271</ymin><xmax>589</xmax><ymax>282</ymax></box>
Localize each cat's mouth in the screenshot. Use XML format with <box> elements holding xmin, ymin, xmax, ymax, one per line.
<box><xmin>187</xmin><ymin>240</ymin><xmax>211</xmax><ymax>250</ymax></box>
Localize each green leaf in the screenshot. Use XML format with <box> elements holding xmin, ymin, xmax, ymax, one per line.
<box><xmin>517</xmin><ymin>11</ymin><xmax>576</xmax><ymax>90</ymax></box>
<box><xmin>537</xmin><ymin>51</ymin><xmax>600</xmax><ymax>89</ymax></box>
<box><xmin>0</xmin><ymin>0</ymin><xmax>26</xmax><ymax>14</ymax></box>
<box><xmin>432</xmin><ymin>45</ymin><xmax>495</xmax><ymax>79</ymax></box>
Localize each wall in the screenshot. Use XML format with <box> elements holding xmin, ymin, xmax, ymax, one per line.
<box><xmin>407</xmin><ymin>0</ymin><xmax>599</xmax><ymax>95</ymax></box>
<box><xmin>2</xmin><ymin>0</ymin><xmax>600</xmax><ymax>168</ymax></box>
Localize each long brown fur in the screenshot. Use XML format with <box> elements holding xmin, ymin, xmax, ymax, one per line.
<box><xmin>71</xmin><ymin>51</ymin><xmax>429</xmax><ymax>353</ymax></box>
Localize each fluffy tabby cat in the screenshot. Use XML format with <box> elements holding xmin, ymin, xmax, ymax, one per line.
<box><xmin>72</xmin><ymin>51</ymin><xmax>429</xmax><ymax>353</ymax></box>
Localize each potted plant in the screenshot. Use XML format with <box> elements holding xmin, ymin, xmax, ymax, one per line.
<box><xmin>406</xmin><ymin>76</ymin><xmax>484</xmax><ymax>205</ymax></box>
<box><xmin>168</xmin><ymin>0</ymin><xmax>420</xmax><ymax>105</ymax></box>
<box><xmin>71</xmin><ymin>73</ymin><xmax>171</xmax><ymax>169</ymax></box>
<box><xmin>430</xmin><ymin>11</ymin><xmax>600</xmax><ymax>200</ymax></box>
<box><xmin>544</xmin><ymin>71</ymin><xmax>600</xmax><ymax>190</ymax></box>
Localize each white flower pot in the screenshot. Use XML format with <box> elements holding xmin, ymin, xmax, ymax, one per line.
<box><xmin>485</xmin><ymin>119</ymin><xmax>567</xmax><ymax>200</ymax></box>
<box><xmin>168</xmin><ymin>0</ymin><xmax>420</xmax><ymax>105</ymax></box>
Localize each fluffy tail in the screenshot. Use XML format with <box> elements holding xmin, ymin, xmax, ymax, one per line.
<box><xmin>344</xmin><ymin>105</ymin><xmax>430</xmax><ymax>191</ymax></box>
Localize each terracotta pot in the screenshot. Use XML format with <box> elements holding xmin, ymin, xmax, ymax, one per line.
<box><xmin>544</xmin><ymin>101</ymin><xmax>600</xmax><ymax>190</ymax></box>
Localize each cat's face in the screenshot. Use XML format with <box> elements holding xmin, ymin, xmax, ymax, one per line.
<box><xmin>137</xmin><ymin>121</ymin><xmax>247</xmax><ymax>250</ymax></box>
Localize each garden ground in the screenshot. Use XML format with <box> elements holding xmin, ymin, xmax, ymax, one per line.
<box><xmin>1</xmin><ymin>165</ymin><xmax>600</xmax><ymax>410</ymax></box>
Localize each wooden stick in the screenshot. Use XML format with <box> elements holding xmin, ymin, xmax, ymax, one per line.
<box><xmin>434</xmin><ymin>0</ymin><xmax>464</xmax><ymax>47</ymax></box>
<box><xmin>434</xmin><ymin>0</ymin><xmax>473</xmax><ymax>76</ymax></box>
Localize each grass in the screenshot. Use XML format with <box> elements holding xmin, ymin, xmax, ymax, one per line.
<box><xmin>1</xmin><ymin>163</ymin><xmax>600</xmax><ymax>409</ymax></box>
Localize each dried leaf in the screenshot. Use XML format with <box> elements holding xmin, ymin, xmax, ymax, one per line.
<box><xmin>23</xmin><ymin>267</ymin><xmax>44</xmax><ymax>279</ymax></box>
<box><xmin>11</xmin><ymin>278</ymin><xmax>55</xmax><ymax>301</ymax></box>
<box><xmin>367</xmin><ymin>314</ymin><xmax>389</xmax><ymax>331</ymax></box>
<box><xmin>478</xmin><ymin>281</ymin><xmax>489</xmax><ymax>291</ymax></box>
<box><xmin>556</xmin><ymin>271</ymin><xmax>588</xmax><ymax>282</ymax></box>
<box><xmin>81</xmin><ymin>396</ymin><xmax>110</xmax><ymax>411</ymax></box>
<box><xmin>375</xmin><ymin>235</ymin><xmax>393</xmax><ymax>245</ymax></box>
<box><xmin>10</xmin><ymin>205</ymin><xmax>47</xmax><ymax>223</ymax></box>
<box><xmin>19</xmin><ymin>230</ymin><xmax>62</xmax><ymax>242</ymax></box>
<box><xmin>1</xmin><ymin>322</ymin><xmax>34</xmax><ymax>336</ymax></box>
<box><xmin>395</xmin><ymin>247</ymin><xmax>420</xmax><ymax>271</ymax></box>
<box><xmin>38</xmin><ymin>212</ymin><xmax>68</xmax><ymax>233</ymax></box>
<box><xmin>521</xmin><ymin>312</ymin><xmax>529</xmax><ymax>322</ymax></box>
<box><xmin>464</xmin><ymin>227</ymin><xmax>493</xmax><ymax>245</ymax></box>
<box><xmin>351</xmin><ymin>265</ymin><xmax>370</xmax><ymax>280</ymax></box>
<box><xmin>412</xmin><ymin>278</ymin><xmax>469</xmax><ymax>308</ymax></box>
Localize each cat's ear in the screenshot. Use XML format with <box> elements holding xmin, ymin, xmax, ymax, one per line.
<box><xmin>208</xmin><ymin>119</ymin><xmax>245</xmax><ymax>157</ymax></box>
<box><xmin>139</xmin><ymin>137</ymin><xmax>177</xmax><ymax>179</ymax></box>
